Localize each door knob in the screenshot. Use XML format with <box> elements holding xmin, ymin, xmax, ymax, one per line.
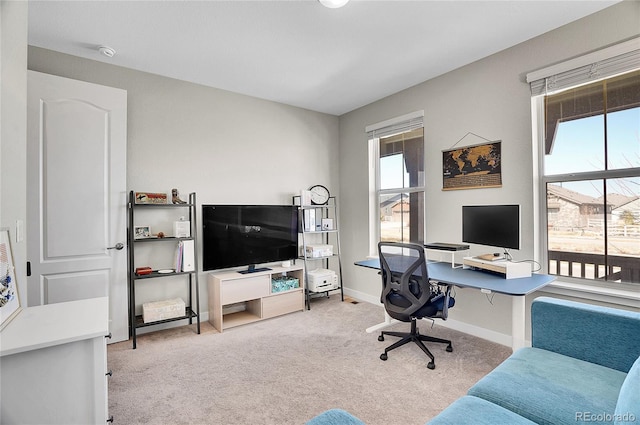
<box><xmin>107</xmin><ymin>243</ymin><xmax>124</xmax><ymax>250</ymax></box>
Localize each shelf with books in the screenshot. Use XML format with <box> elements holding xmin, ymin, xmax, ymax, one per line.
<box><xmin>127</xmin><ymin>191</ymin><xmax>200</xmax><ymax>349</ymax></box>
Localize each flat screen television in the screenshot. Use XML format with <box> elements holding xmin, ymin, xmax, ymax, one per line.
<box><xmin>462</xmin><ymin>205</ymin><xmax>520</xmax><ymax>250</ymax></box>
<box><xmin>202</xmin><ymin>205</ymin><xmax>299</xmax><ymax>273</ymax></box>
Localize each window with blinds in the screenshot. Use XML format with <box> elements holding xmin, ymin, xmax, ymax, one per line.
<box><xmin>529</xmin><ymin>39</ymin><xmax>640</xmax><ymax>287</ymax></box>
<box><xmin>367</xmin><ymin>112</ymin><xmax>425</xmax><ymax>246</ymax></box>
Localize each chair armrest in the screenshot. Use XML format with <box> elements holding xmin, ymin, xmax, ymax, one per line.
<box><xmin>429</xmin><ymin>282</ymin><xmax>453</xmax><ymax>320</ymax></box>
<box><xmin>531</xmin><ymin>297</ymin><xmax>640</xmax><ymax>372</ymax></box>
<box><xmin>441</xmin><ymin>283</ymin><xmax>453</xmax><ymax>320</ymax></box>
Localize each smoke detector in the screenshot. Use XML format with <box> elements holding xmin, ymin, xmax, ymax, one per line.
<box><xmin>319</xmin><ymin>0</ymin><xmax>349</xmax><ymax>8</ymax></box>
<box><xmin>98</xmin><ymin>46</ymin><xmax>116</xmax><ymax>58</ymax></box>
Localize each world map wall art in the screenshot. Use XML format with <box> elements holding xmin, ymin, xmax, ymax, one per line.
<box><xmin>442</xmin><ymin>141</ymin><xmax>502</xmax><ymax>191</ymax></box>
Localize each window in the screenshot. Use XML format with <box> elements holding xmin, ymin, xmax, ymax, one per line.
<box><xmin>533</xmin><ymin>65</ymin><xmax>640</xmax><ymax>286</ymax></box>
<box><xmin>367</xmin><ymin>113</ymin><xmax>425</xmax><ymax>252</ymax></box>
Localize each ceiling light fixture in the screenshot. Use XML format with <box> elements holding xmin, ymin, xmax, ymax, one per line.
<box><xmin>98</xmin><ymin>45</ymin><xmax>116</xmax><ymax>58</ymax></box>
<box><xmin>319</xmin><ymin>0</ymin><xmax>349</xmax><ymax>8</ymax></box>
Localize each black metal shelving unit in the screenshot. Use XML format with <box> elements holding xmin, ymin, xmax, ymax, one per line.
<box><xmin>127</xmin><ymin>191</ymin><xmax>200</xmax><ymax>348</ymax></box>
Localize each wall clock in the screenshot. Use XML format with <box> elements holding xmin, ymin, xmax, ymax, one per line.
<box><xmin>309</xmin><ymin>184</ymin><xmax>330</xmax><ymax>205</ymax></box>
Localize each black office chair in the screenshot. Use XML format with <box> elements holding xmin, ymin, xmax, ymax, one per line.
<box><xmin>377</xmin><ymin>242</ymin><xmax>455</xmax><ymax>370</ymax></box>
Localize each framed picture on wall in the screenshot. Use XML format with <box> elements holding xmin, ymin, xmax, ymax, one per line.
<box><xmin>442</xmin><ymin>141</ymin><xmax>502</xmax><ymax>190</ymax></box>
<box><xmin>1</xmin><ymin>228</ymin><xmax>22</xmax><ymax>330</ymax></box>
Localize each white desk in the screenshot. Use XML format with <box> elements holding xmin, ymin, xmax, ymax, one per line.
<box><xmin>355</xmin><ymin>259</ymin><xmax>555</xmax><ymax>350</ymax></box>
<box><xmin>0</xmin><ymin>297</ymin><xmax>110</xmax><ymax>424</ymax></box>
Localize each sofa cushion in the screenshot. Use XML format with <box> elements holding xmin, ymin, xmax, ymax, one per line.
<box><xmin>306</xmin><ymin>409</ymin><xmax>365</xmax><ymax>425</ymax></box>
<box><xmin>531</xmin><ymin>297</ymin><xmax>640</xmax><ymax>373</ymax></box>
<box><xmin>468</xmin><ymin>347</ymin><xmax>627</xmax><ymax>425</ymax></box>
<box><xmin>426</xmin><ymin>396</ymin><xmax>537</xmax><ymax>425</ymax></box>
<box><xmin>614</xmin><ymin>356</ymin><xmax>640</xmax><ymax>425</ymax></box>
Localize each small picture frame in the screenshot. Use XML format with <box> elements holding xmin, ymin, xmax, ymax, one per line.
<box><xmin>134</xmin><ymin>192</ymin><xmax>168</xmax><ymax>204</ymax></box>
<box><xmin>134</xmin><ymin>225</ymin><xmax>151</xmax><ymax>239</ymax></box>
<box><xmin>1</xmin><ymin>228</ymin><xmax>22</xmax><ymax>330</ymax></box>
<box><xmin>321</xmin><ymin>218</ymin><xmax>334</xmax><ymax>230</ymax></box>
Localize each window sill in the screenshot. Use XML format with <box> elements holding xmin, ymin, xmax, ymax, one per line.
<box><xmin>540</xmin><ymin>279</ymin><xmax>640</xmax><ymax>309</ymax></box>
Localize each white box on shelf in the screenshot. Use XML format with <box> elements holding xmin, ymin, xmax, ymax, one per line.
<box><xmin>182</xmin><ymin>239</ymin><xmax>195</xmax><ymax>272</ymax></box>
<box><xmin>142</xmin><ymin>298</ymin><xmax>185</xmax><ymax>323</ymax></box>
<box><xmin>307</xmin><ymin>268</ymin><xmax>338</xmax><ymax>292</ymax></box>
<box><xmin>173</xmin><ymin>220</ymin><xmax>190</xmax><ymax>238</ymax></box>
<box><xmin>305</xmin><ymin>244</ymin><xmax>333</xmax><ymax>258</ymax></box>
<box><xmin>300</xmin><ymin>190</ymin><xmax>312</xmax><ymax>206</ymax></box>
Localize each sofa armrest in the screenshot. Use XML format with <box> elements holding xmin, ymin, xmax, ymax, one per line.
<box><xmin>306</xmin><ymin>409</ymin><xmax>365</xmax><ymax>425</ymax></box>
<box><xmin>531</xmin><ymin>297</ymin><xmax>640</xmax><ymax>372</ymax></box>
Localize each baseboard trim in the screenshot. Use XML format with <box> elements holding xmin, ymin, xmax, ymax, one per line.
<box><xmin>344</xmin><ymin>287</ymin><xmax>380</xmax><ymax>305</ymax></box>
<box><xmin>433</xmin><ymin>317</ymin><xmax>514</xmax><ymax>348</ymax></box>
<box><xmin>344</xmin><ymin>287</ymin><xmax>515</xmax><ymax>348</ymax></box>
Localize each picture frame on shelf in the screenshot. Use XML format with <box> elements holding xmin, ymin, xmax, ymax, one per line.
<box><xmin>1</xmin><ymin>228</ymin><xmax>22</xmax><ymax>330</ymax></box>
<box><xmin>134</xmin><ymin>192</ymin><xmax>167</xmax><ymax>204</ymax></box>
<box><xmin>321</xmin><ymin>218</ymin><xmax>334</xmax><ymax>230</ymax></box>
<box><xmin>134</xmin><ymin>225</ymin><xmax>151</xmax><ymax>239</ymax></box>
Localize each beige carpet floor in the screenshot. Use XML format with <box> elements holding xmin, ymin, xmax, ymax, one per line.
<box><xmin>107</xmin><ymin>296</ymin><xmax>511</xmax><ymax>425</ymax></box>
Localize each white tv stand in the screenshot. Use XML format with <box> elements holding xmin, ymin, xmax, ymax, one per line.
<box><xmin>207</xmin><ymin>265</ymin><xmax>304</xmax><ymax>332</ymax></box>
<box><xmin>462</xmin><ymin>256</ymin><xmax>531</xmax><ymax>279</ymax></box>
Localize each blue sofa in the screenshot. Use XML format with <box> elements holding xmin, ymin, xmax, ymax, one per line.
<box><xmin>307</xmin><ymin>297</ymin><xmax>640</xmax><ymax>425</ymax></box>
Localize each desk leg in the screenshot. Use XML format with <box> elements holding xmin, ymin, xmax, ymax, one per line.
<box><xmin>512</xmin><ymin>295</ymin><xmax>527</xmax><ymax>351</ymax></box>
<box><xmin>366</xmin><ymin>310</ymin><xmax>399</xmax><ymax>333</ymax></box>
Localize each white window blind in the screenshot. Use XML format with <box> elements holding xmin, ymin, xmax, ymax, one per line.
<box><xmin>366</xmin><ymin>111</ymin><xmax>424</xmax><ymax>139</ymax></box>
<box><xmin>527</xmin><ymin>37</ymin><xmax>640</xmax><ymax>96</ymax></box>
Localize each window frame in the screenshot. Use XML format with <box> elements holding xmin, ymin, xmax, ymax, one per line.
<box><xmin>532</xmin><ymin>73</ymin><xmax>640</xmax><ymax>290</ymax></box>
<box><xmin>367</xmin><ymin>112</ymin><xmax>425</xmax><ymax>256</ymax></box>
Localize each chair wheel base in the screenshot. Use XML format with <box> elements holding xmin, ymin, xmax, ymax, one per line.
<box><xmin>380</xmin><ymin>353</ymin><xmax>388</xmax><ymax>361</ymax></box>
<box><xmin>446</xmin><ymin>344</ymin><xmax>453</xmax><ymax>352</ymax></box>
<box><xmin>378</xmin><ymin>335</ymin><xmax>384</xmax><ymax>342</ymax></box>
<box><xmin>427</xmin><ymin>361</ymin><xmax>435</xmax><ymax>370</ymax></box>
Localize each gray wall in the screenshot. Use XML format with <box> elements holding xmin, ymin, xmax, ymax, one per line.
<box><xmin>1</xmin><ymin>1</ymin><xmax>28</xmax><ymax>305</ymax></box>
<box><xmin>28</xmin><ymin>47</ymin><xmax>340</xmax><ymax>318</ymax></box>
<box><xmin>338</xmin><ymin>1</ymin><xmax>640</xmax><ymax>343</ymax></box>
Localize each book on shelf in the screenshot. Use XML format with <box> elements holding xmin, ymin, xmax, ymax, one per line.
<box><xmin>174</xmin><ymin>240</ymin><xmax>195</xmax><ymax>272</ymax></box>
<box><xmin>304</xmin><ymin>209</ymin><xmax>316</xmax><ymax>232</ymax></box>
<box><xmin>175</xmin><ymin>241</ymin><xmax>183</xmax><ymax>272</ymax></box>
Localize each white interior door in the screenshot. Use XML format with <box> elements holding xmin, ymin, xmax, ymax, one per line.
<box><xmin>27</xmin><ymin>71</ymin><xmax>128</xmax><ymax>343</ymax></box>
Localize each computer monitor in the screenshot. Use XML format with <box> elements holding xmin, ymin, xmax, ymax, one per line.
<box><xmin>462</xmin><ymin>205</ymin><xmax>520</xmax><ymax>250</ymax></box>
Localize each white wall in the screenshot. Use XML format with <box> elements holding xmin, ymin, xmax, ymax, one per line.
<box><xmin>28</xmin><ymin>47</ymin><xmax>340</xmax><ymax>318</ymax></box>
<box><xmin>1</xmin><ymin>1</ymin><xmax>28</xmax><ymax>305</ymax></box>
<box><xmin>338</xmin><ymin>1</ymin><xmax>640</xmax><ymax>343</ymax></box>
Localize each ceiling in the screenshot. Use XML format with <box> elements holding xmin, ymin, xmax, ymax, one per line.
<box><xmin>27</xmin><ymin>0</ymin><xmax>620</xmax><ymax>116</ymax></box>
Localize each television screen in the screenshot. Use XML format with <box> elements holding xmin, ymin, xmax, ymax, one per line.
<box><xmin>462</xmin><ymin>205</ymin><xmax>520</xmax><ymax>250</ymax></box>
<box><xmin>202</xmin><ymin>205</ymin><xmax>299</xmax><ymax>272</ymax></box>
